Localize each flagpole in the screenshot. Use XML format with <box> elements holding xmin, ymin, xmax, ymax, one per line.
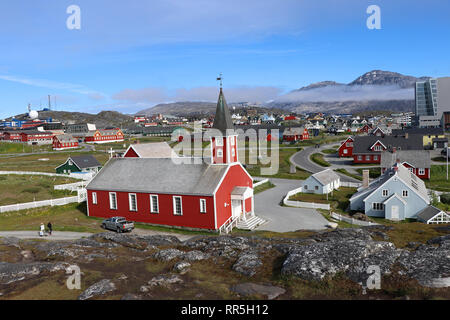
<box><xmin>447</xmin><ymin>146</ymin><xmax>448</xmax><ymax>180</ymax></box>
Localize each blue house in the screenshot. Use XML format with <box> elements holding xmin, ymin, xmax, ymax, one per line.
<box><xmin>349</xmin><ymin>163</ymin><xmax>430</xmax><ymax>221</ymax></box>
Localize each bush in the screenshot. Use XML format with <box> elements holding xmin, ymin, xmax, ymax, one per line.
<box><xmin>440</xmin><ymin>193</ymin><xmax>450</xmax><ymax>204</ymax></box>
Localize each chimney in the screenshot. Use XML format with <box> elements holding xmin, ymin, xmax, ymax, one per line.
<box><xmin>405</xmin><ymin>133</ymin><xmax>409</xmax><ymax>139</ymax></box>
<box><xmin>362</xmin><ymin>170</ymin><xmax>370</xmax><ymax>188</ymax></box>
<box><xmin>392</xmin><ymin>147</ymin><xmax>396</xmax><ymax>153</ymax></box>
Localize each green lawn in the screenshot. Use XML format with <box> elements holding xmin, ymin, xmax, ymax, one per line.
<box><xmin>245</xmin><ymin>146</ymin><xmax>311</xmax><ymax>180</ymax></box>
<box><xmin>289</xmin><ymin>187</ymin><xmax>357</xmax><ymax>214</ymax></box>
<box><xmin>0</xmin><ymin>174</ymin><xmax>78</xmax><ymax>206</ymax></box>
<box><xmin>253</xmin><ymin>181</ymin><xmax>276</xmax><ymax>194</ymax></box>
<box><xmin>0</xmin><ymin>142</ymin><xmax>52</xmax><ymax>154</ymax></box>
<box><xmin>426</xmin><ymin>165</ymin><xmax>450</xmax><ymax>192</ymax></box>
<box><xmin>0</xmin><ymin>151</ymin><xmax>110</xmax><ymax>173</ymax></box>
<box><xmin>355</xmin><ymin>167</ymin><xmax>381</xmax><ymax>178</ymax></box>
<box><xmin>335</xmin><ymin>168</ymin><xmax>363</xmax><ymax>181</ymax></box>
<box><xmin>310</xmin><ymin>153</ymin><xmax>331</xmax><ymax>167</ymax></box>
<box><xmin>321</xmin><ymin>148</ymin><xmax>337</xmax><ymax>154</ymax></box>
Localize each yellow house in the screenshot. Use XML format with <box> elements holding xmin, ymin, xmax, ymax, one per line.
<box><xmin>392</xmin><ymin>128</ymin><xmax>446</xmax><ymax>149</ymax></box>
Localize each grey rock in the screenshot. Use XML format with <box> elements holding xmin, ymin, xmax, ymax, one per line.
<box><xmin>427</xmin><ymin>234</ymin><xmax>450</xmax><ymax>245</ymax></box>
<box><xmin>153</xmin><ymin>249</ymin><xmax>184</xmax><ymax>262</ymax></box>
<box><xmin>0</xmin><ymin>237</ymin><xmax>21</xmax><ymax>248</ymax></box>
<box><xmin>0</xmin><ymin>262</ymin><xmax>67</xmax><ymax>284</ymax></box>
<box><xmin>231</xmin><ymin>283</ymin><xmax>286</xmax><ymax>300</ymax></box>
<box><xmin>313</xmin><ymin>228</ymin><xmax>373</xmax><ymax>242</ymax></box>
<box><xmin>281</xmin><ymin>240</ymin><xmax>402</xmax><ymax>283</ymax></box>
<box><xmin>78</xmin><ymin>279</ymin><xmax>116</xmax><ymax>300</ymax></box>
<box><xmin>138</xmin><ymin>235</ymin><xmax>181</xmax><ymax>247</ymax></box>
<box><xmin>232</xmin><ymin>252</ymin><xmax>263</xmax><ymax>277</ymax></box>
<box><xmin>396</xmin><ymin>244</ymin><xmax>450</xmax><ymax>288</ymax></box>
<box><xmin>89</xmin><ymin>233</ymin><xmax>145</xmax><ymax>250</ymax></box>
<box><xmin>182</xmin><ymin>250</ymin><xmax>209</xmax><ymax>261</ymax></box>
<box><xmin>173</xmin><ymin>261</ymin><xmax>191</xmax><ymax>274</ymax></box>
<box><xmin>147</xmin><ymin>274</ymin><xmax>183</xmax><ymax>287</ymax></box>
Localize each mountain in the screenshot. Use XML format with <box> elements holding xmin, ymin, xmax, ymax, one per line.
<box><xmin>268</xmin><ymin>70</ymin><xmax>430</xmax><ymax>113</ymax></box>
<box><xmin>7</xmin><ymin>110</ymin><xmax>134</xmax><ymax>129</ymax></box>
<box><xmin>137</xmin><ymin>102</ymin><xmax>217</xmax><ymax>117</ymax></box>
<box><xmin>348</xmin><ymin>70</ymin><xmax>430</xmax><ymax>88</ymax></box>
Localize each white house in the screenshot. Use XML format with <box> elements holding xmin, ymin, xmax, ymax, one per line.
<box><xmin>301</xmin><ymin>169</ymin><xmax>341</xmax><ymax>194</ymax></box>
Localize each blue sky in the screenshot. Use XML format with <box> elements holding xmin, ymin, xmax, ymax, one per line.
<box><xmin>0</xmin><ymin>0</ymin><xmax>449</xmax><ymax>118</ymax></box>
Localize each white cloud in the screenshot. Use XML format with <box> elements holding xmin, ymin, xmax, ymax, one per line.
<box><xmin>277</xmin><ymin>85</ymin><xmax>414</xmax><ymax>102</ymax></box>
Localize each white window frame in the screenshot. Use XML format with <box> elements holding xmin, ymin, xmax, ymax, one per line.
<box><xmin>129</xmin><ymin>193</ymin><xmax>137</xmax><ymax>212</ymax></box>
<box><xmin>215</xmin><ymin>137</ymin><xmax>223</xmax><ymax>146</ymax></box>
<box><xmin>173</xmin><ymin>196</ymin><xmax>183</xmax><ymax>216</ymax></box>
<box><xmin>230</xmin><ymin>137</ymin><xmax>235</xmax><ymax>146</ymax></box>
<box><xmin>402</xmin><ymin>190</ymin><xmax>409</xmax><ymax>197</ymax></box>
<box><xmin>150</xmin><ymin>194</ymin><xmax>159</xmax><ymax>214</ymax></box>
<box><xmin>382</xmin><ymin>189</ymin><xmax>389</xmax><ymax>197</ymax></box>
<box><xmin>200</xmin><ymin>199</ymin><xmax>207</xmax><ymax>213</ymax></box>
<box><xmin>217</xmin><ymin>149</ymin><xmax>223</xmax><ymax>157</ymax></box>
<box><xmin>109</xmin><ymin>192</ymin><xmax>117</xmax><ymax>210</ymax></box>
<box><xmin>418</xmin><ymin>168</ymin><xmax>425</xmax><ymax>175</ymax></box>
<box><xmin>357</xmin><ymin>155</ymin><xmax>362</xmax><ymax>161</ymax></box>
<box><xmin>92</xmin><ymin>192</ymin><xmax>97</xmax><ymax>204</ymax></box>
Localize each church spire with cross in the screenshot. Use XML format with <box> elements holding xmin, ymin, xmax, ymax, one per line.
<box><xmin>211</xmin><ymin>74</ymin><xmax>238</xmax><ymax>164</ymax></box>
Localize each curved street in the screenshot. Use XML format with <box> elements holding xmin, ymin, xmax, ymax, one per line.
<box><xmin>290</xmin><ymin>143</ymin><xmax>362</xmax><ymax>183</ymax></box>
<box><xmin>254</xmin><ymin>178</ymin><xmax>329</xmax><ymax>232</ymax></box>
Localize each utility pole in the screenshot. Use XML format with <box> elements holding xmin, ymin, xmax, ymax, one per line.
<box><xmin>447</xmin><ymin>146</ymin><xmax>449</xmax><ymax>180</ymax></box>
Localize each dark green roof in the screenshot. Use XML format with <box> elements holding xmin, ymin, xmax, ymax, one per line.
<box><xmin>212</xmin><ymin>88</ymin><xmax>234</xmax><ymax>135</ymax></box>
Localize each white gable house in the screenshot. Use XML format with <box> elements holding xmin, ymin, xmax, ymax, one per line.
<box><xmin>301</xmin><ymin>169</ymin><xmax>341</xmax><ymax>194</ymax></box>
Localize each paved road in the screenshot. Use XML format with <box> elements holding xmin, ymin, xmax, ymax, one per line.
<box><xmin>0</xmin><ymin>229</ymin><xmax>197</xmax><ymax>242</ymax></box>
<box><xmin>290</xmin><ymin>144</ymin><xmax>362</xmax><ymax>183</ymax></box>
<box><xmin>0</xmin><ymin>231</ymin><xmax>93</xmax><ymax>240</ymax></box>
<box><xmin>254</xmin><ymin>178</ymin><xmax>329</xmax><ymax>232</ymax></box>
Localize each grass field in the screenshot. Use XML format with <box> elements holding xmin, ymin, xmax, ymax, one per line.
<box><xmin>245</xmin><ymin>146</ymin><xmax>311</xmax><ymax>180</ymax></box>
<box><xmin>321</xmin><ymin>148</ymin><xmax>337</xmax><ymax>154</ymax></box>
<box><xmin>289</xmin><ymin>187</ymin><xmax>357</xmax><ymax>214</ymax></box>
<box><xmin>253</xmin><ymin>180</ymin><xmax>276</xmax><ymax>194</ymax></box>
<box><xmin>355</xmin><ymin>167</ymin><xmax>381</xmax><ymax>178</ymax></box>
<box><xmin>0</xmin><ymin>151</ymin><xmax>110</xmax><ymax>173</ymax></box>
<box><xmin>0</xmin><ymin>174</ymin><xmax>78</xmax><ymax>205</ymax></box>
<box><xmin>335</xmin><ymin>168</ymin><xmax>363</xmax><ymax>181</ymax></box>
<box><xmin>425</xmin><ymin>165</ymin><xmax>450</xmax><ymax>192</ymax></box>
<box><xmin>0</xmin><ymin>142</ymin><xmax>52</xmax><ymax>154</ymax></box>
<box><xmin>310</xmin><ymin>153</ymin><xmax>331</xmax><ymax>167</ymax></box>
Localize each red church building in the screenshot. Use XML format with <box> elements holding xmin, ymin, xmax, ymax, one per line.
<box><xmin>282</xmin><ymin>127</ymin><xmax>309</xmax><ymax>142</ymax></box>
<box><xmin>86</xmin><ymin>87</ymin><xmax>259</xmax><ymax>232</ymax></box>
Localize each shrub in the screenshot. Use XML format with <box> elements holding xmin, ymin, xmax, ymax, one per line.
<box><xmin>440</xmin><ymin>193</ymin><xmax>450</xmax><ymax>204</ymax></box>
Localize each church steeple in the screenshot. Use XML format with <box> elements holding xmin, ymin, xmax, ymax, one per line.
<box><xmin>210</xmin><ymin>77</ymin><xmax>238</xmax><ymax>164</ymax></box>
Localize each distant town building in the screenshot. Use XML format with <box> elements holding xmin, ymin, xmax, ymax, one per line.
<box><xmin>415</xmin><ymin>77</ymin><xmax>450</xmax><ymax>128</ymax></box>
<box><xmin>56</xmin><ymin>155</ymin><xmax>102</xmax><ymax>175</ymax></box>
<box><xmin>53</xmin><ymin>134</ymin><xmax>79</xmax><ymax>151</ymax></box>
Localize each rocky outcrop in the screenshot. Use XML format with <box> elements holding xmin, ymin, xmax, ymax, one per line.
<box><xmin>0</xmin><ymin>261</ymin><xmax>68</xmax><ymax>284</ymax></box>
<box><xmin>78</xmin><ymin>279</ymin><xmax>116</xmax><ymax>300</ymax></box>
<box><xmin>231</xmin><ymin>283</ymin><xmax>286</xmax><ymax>300</ymax></box>
<box><xmin>281</xmin><ymin>240</ymin><xmax>403</xmax><ymax>283</ymax></box>
<box><xmin>232</xmin><ymin>252</ymin><xmax>263</xmax><ymax>277</ymax></box>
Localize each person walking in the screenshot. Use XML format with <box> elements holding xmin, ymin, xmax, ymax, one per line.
<box><xmin>39</xmin><ymin>223</ymin><xmax>45</xmax><ymax>237</ymax></box>
<box><xmin>47</xmin><ymin>222</ymin><xmax>52</xmax><ymax>236</ymax></box>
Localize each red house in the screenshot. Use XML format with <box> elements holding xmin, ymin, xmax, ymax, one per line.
<box><xmin>20</xmin><ymin>131</ymin><xmax>54</xmax><ymax>145</ymax></box>
<box><xmin>84</xmin><ymin>128</ymin><xmax>124</xmax><ymax>144</ymax></box>
<box><xmin>380</xmin><ymin>150</ymin><xmax>431</xmax><ymax>180</ymax></box>
<box><xmin>3</xmin><ymin>131</ymin><xmax>23</xmax><ymax>142</ymax></box>
<box><xmin>283</xmin><ymin>127</ymin><xmax>309</xmax><ymax>142</ymax></box>
<box><xmin>53</xmin><ymin>134</ymin><xmax>79</xmax><ymax>151</ymax></box>
<box><xmin>86</xmin><ymin>87</ymin><xmax>259</xmax><ymax>232</ymax></box>
<box><xmin>352</xmin><ymin>135</ymin><xmax>423</xmax><ymax>164</ymax></box>
<box><xmin>359</xmin><ymin>123</ymin><xmax>372</xmax><ymax>133</ymax></box>
<box><xmin>338</xmin><ymin>136</ymin><xmax>354</xmax><ymax>157</ymax></box>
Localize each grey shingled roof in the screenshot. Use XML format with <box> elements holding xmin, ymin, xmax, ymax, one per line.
<box><xmin>391</xmin><ymin>127</ymin><xmax>444</xmax><ymax>136</ymax></box>
<box><xmin>352</xmin><ymin>135</ymin><xmax>423</xmax><ymax>154</ymax></box>
<box><xmin>311</xmin><ymin>169</ymin><xmax>340</xmax><ymax>186</ymax></box>
<box><xmin>283</xmin><ymin>127</ymin><xmax>306</xmax><ymax>136</ymax></box>
<box><xmin>70</xmin><ymin>155</ymin><xmax>101</xmax><ymax>170</ymax></box>
<box><xmin>129</xmin><ymin>142</ymin><xmax>177</xmax><ymax>158</ymax></box>
<box><xmin>87</xmin><ymin>158</ymin><xmax>229</xmax><ymax>196</ymax></box>
<box><xmin>417</xmin><ymin>206</ymin><xmax>443</xmax><ymax>222</ymax></box>
<box><xmin>380</xmin><ymin>150</ymin><xmax>431</xmax><ymax>169</ymax></box>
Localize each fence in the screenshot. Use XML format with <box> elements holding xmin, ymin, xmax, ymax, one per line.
<box><xmin>283</xmin><ymin>186</ymin><xmax>331</xmax><ymax>210</ymax></box>
<box><xmin>253</xmin><ymin>178</ymin><xmax>270</xmax><ymax>188</ymax></box>
<box><xmin>54</xmin><ymin>181</ymin><xmax>88</xmax><ymax>192</ymax></box>
<box><xmin>341</xmin><ymin>181</ymin><xmax>362</xmax><ymax>188</ymax></box>
<box><xmin>330</xmin><ymin>212</ymin><xmax>378</xmax><ymax>226</ymax></box>
<box><xmin>0</xmin><ymin>196</ymin><xmax>80</xmax><ymax>214</ymax></box>
<box><xmin>0</xmin><ymin>170</ymin><xmax>91</xmax><ymax>181</ymax></box>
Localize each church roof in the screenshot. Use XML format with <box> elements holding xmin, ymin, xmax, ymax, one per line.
<box><xmin>212</xmin><ymin>88</ymin><xmax>234</xmax><ymax>135</ymax></box>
